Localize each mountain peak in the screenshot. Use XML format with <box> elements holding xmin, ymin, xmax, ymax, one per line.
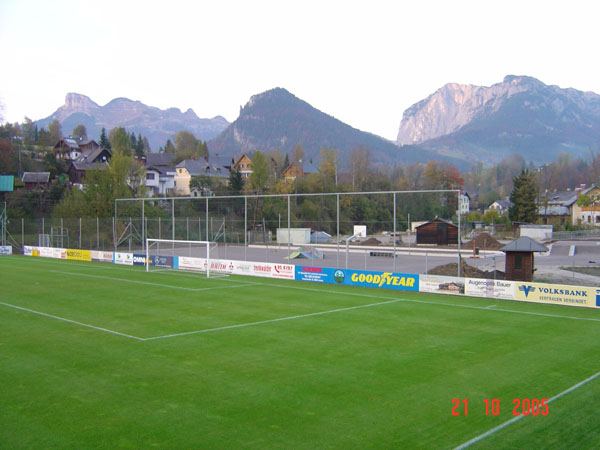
<box><xmin>64</xmin><ymin>93</ymin><xmax>99</xmax><ymax>111</ymax></box>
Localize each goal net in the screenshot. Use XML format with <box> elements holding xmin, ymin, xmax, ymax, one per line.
<box><xmin>145</xmin><ymin>239</ymin><xmax>228</xmax><ymax>278</ymax></box>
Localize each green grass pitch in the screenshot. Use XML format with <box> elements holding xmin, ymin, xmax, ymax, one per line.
<box><xmin>1</xmin><ymin>255</ymin><xmax>600</xmax><ymax>449</ymax></box>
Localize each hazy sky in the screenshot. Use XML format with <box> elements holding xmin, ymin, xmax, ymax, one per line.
<box><xmin>1</xmin><ymin>0</ymin><xmax>599</xmax><ymax>141</ymax></box>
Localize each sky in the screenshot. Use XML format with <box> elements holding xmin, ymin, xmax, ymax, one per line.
<box><xmin>1</xmin><ymin>0</ymin><xmax>600</xmax><ymax>141</ymax></box>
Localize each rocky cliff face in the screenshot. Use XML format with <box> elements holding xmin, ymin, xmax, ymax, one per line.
<box><xmin>396</xmin><ymin>76</ymin><xmax>600</xmax><ymax>163</ymax></box>
<box><xmin>36</xmin><ymin>93</ymin><xmax>229</xmax><ymax>150</ymax></box>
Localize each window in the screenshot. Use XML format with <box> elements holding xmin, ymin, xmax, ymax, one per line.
<box><xmin>596</xmin><ymin>216</ymin><xmax>600</xmax><ymax>223</ymax></box>
<box><xmin>588</xmin><ymin>216</ymin><xmax>592</xmax><ymax>223</ymax></box>
<box><xmin>146</xmin><ymin>173</ymin><xmax>155</xmax><ymax>180</ymax></box>
<box><xmin>514</xmin><ymin>254</ymin><xmax>523</xmax><ymax>270</ymax></box>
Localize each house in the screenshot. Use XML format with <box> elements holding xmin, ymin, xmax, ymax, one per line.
<box><xmin>538</xmin><ymin>184</ymin><xmax>597</xmax><ymax>226</ymax></box>
<box><xmin>281</xmin><ymin>160</ymin><xmax>318</xmax><ymax>182</ymax></box>
<box><xmin>145</xmin><ymin>166</ymin><xmax>176</xmax><ymax>196</ymax></box>
<box><xmin>568</xmin><ymin>185</ymin><xmax>600</xmax><ymax>227</ymax></box>
<box><xmin>22</xmin><ymin>172</ymin><xmax>50</xmax><ymax>189</ymax></box>
<box><xmin>232</xmin><ymin>154</ymin><xmax>253</xmax><ymax>178</ymax></box>
<box><xmin>487</xmin><ymin>198</ymin><xmax>512</xmax><ymax>215</ymax></box>
<box><xmin>174</xmin><ymin>159</ymin><xmax>230</xmax><ymax>196</ymax></box>
<box><xmin>459</xmin><ymin>192</ymin><xmax>470</xmax><ymax>215</ymax></box>
<box><xmin>66</xmin><ymin>146</ymin><xmax>113</xmax><ymax>184</ymax></box>
<box><xmin>416</xmin><ymin>217</ymin><xmax>458</xmax><ymax>245</ymax></box>
<box><xmin>54</xmin><ymin>138</ymin><xmax>101</xmax><ymax>161</ymax></box>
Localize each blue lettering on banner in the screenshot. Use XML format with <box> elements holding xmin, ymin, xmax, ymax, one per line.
<box><xmin>596</xmin><ymin>289</ymin><xmax>600</xmax><ymax>307</ymax></box>
<box><xmin>133</xmin><ymin>253</ymin><xmax>147</xmax><ymax>266</ymax></box>
<box><xmin>295</xmin><ymin>266</ymin><xmax>419</xmax><ymax>292</ymax></box>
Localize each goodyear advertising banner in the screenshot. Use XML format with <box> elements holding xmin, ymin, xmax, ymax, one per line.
<box><xmin>66</xmin><ymin>248</ymin><xmax>92</xmax><ymax>262</ymax></box>
<box><xmin>514</xmin><ymin>281</ymin><xmax>598</xmax><ymax>309</ymax></box>
<box><xmin>295</xmin><ymin>266</ymin><xmax>419</xmax><ymax>292</ymax></box>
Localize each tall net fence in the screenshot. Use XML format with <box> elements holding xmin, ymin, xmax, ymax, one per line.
<box><xmin>7</xmin><ymin>190</ymin><xmax>464</xmax><ymax>274</ymax></box>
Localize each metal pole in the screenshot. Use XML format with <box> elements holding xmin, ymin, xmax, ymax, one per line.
<box><xmin>42</xmin><ymin>217</ymin><xmax>45</xmax><ymax>239</ymax></box>
<box><xmin>244</xmin><ymin>196</ymin><xmax>247</xmax><ymax>261</ymax></box>
<box><xmin>158</xmin><ymin>217</ymin><xmax>161</xmax><ymax>240</ymax></box>
<box><xmin>205</xmin><ymin>197</ymin><xmax>209</xmax><ymax>241</ymax></box>
<box><xmin>79</xmin><ymin>217</ymin><xmax>82</xmax><ymax>249</ymax></box>
<box><xmin>186</xmin><ymin>217</ymin><xmax>189</xmax><ymax>241</ymax></box>
<box><xmin>426</xmin><ymin>251</ymin><xmax>428</xmax><ymax>275</ymax></box>
<box><xmin>171</xmin><ymin>199</ymin><xmax>175</xmax><ymax>241</ymax></box>
<box><xmin>112</xmin><ymin>216</ymin><xmax>116</xmax><ymax>251</ymax></box>
<box><xmin>287</xmin><ymin>195</ymin><xmax>291</xmax><ymax>260</ymax></box>
<box><xmin>457</xmin><ymin>191</ymin><xmax>462</xmax><ymax>278</ymax></box>
<box><xmin>21</xmin><ymin>218</ymin><xmax>24</xmax><ymax>249</ymax></box>
<box><xmin>393</xmin><ymin>192</ymin><xmax>397</xmax><ymax>272</ymax></box>
<box><xmin>60</xmin><ymin>218</ymin><xmax>63</xmax><ymax>248</ymax></box>
<box><xmin>337</xmin><ymin>193</ymin><xmax>340</xmax><ymax>267</ymax></box>
<box><xmin>141</xmin><ymin>199</ymin><xmax>145</xmax><ymax>251</ymax></box>
<box><xmin>97</xmin><ymin>217</ymin><xmax>99</xmax><ymax>250</ymax></box>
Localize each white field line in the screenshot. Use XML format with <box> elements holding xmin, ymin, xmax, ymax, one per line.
<box><xmin>143</xmin><ymin>298</ymin><xmax>404</xmax><ymax>341</ymax></box>
<box><xmin>453</xmin><ymin>369</ymin><xmax>600</xmax><ymax>449</ymax></box>
<box><xmin>0</xmin><ymin>301</ymin><xmax>145</xmax><ymax>341</ymax></box>
<box><xmin>253</xmin><ymin>281</ymin><xmax>600</xmax><ymax>324</ymax></box>
<box><xmin>46</xmin><ymin>269</ymin><xmax>255</xmax><ymax>292</ymax></box>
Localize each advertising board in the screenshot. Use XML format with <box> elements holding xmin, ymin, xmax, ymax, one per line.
<box><xmin>295</xmin><ymin>266</ymin><xmax>419</xmax><ymax>292</ymax></box>
<box><xmin>91</xmin><ymin>251</ymin><xmax>114</xmax><ymax>262</ymax></box>
<box><xmin>132</xmin><ymin>253</ymin><xmax>148</xmax><ymax>266</ymax></box>
<box><xmin>514</xmin><ymin>281</ymin><xmax>598</xmax><ymax>308</ymax></box>
<box><xmin>113</xmin><ymin>252</ymin><xmax>133</xmax><ymax>266</ymax></box>
<box><xmin>23</xmin><ymin>246</ymin><xmax>34</xmax><ymax>256</ymax></box>
<box><xmin>66</xmin><ymin>248</ymin><xmax>92</xmax><ymax>262</ymax></box>
<box><xmin>465</xmin><ymin>278</ymin><xmax>515</xmax><ymax>300</ymax></box>
<box><xmin>152</xmin><ymin>255</ymin><xmax>174</xmax><ymax>269</ymax></box>
<box><xmin>420</xmin><ymin>275</ymin><xmax>465</xmax><ymax>295</ymax></box>
<box><xmin>0</xmin><ymin>245</ymin><xmax>12</xmax><ymax>255</ymax></box>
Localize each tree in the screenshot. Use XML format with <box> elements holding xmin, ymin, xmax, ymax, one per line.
<box><xmin>164</xmin><ymin>139</ymin><xmax>176</xmax><ymax>154</ymax></box>
<box><xmin>48</xmin><ymin>119</ymin><xmax>62</xmax><ymax>144</ymax></box>
<box><xmin>174</xmin><ymin>131</ymin><xmax>207</xmax><ymax>162</ymax></box>
<box><xmin>72</xmin><ymin>124</ymin><xmax>88</xmax><ymax>141</ymax></box>
<box><xmin>247</xmin><ymin>151</ymin><xmax>269</xmax><ymax>193</ymax></box>
<box><xmin>228</xmin><ymin>168</ymin><xmax>244</xmax><ymax>194</ymax></box>
<box><xmin>109</xmin><ymin>127</ymin><xmax>132</xmax><ymax>156</ymax></box>
<box><xmin>292</xmin><ymin>144</ymin><xmax>304</xmax><ymax>163</ymax></box>
<box><xmin>509</xmin><ymin>169</ymin><xmax>538</xmax><ymax>223</ymax></box>
<box><xmin>283</xmin><ymin>153</ymin><xmax>290</xmax><ymax>170</ymax></box>
<box><xmin>319</xmin><ymin>148</ymin><xmax>337</xmax><ymax>191</ymax></box>
<box><xmin>99</xmin><ymin>128</ymin><xmax>111</xmax><ymax>150</ymax></box>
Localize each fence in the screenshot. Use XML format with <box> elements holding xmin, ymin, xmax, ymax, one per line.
<box><xmin>5</xmin><ymin>190</ymin><xmax>467</xmax><ymax>275</ymax></box>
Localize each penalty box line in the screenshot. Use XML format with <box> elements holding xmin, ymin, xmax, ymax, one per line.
<box><xmin>0</xmin><ymin>301</ymin><xmax>145</xmax><ymax>341</ymax></box>
<box><xmin>453</xmin><ymin>369</ymin><xmax>600</xmax><ymax>449</ymax></box>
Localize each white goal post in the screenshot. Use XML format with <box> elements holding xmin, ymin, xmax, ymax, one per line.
<box><xmin>145</xmin><ymin>238</ymin><xmax>222</xmax><ymax>278</ymax></box>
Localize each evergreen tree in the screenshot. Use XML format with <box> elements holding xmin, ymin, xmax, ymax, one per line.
<box><xmin>228</xmin><ymin>168</ymin><xmax>244</xmax><ymax>194</ymax></box>
<box><xmin>130</xmin><ymin>132</ymin><xmax>137</xmax><ymax>150</ymax></box>
<box><xmin>99</xmin><ymin>128</ymin><xmax>111</xmax><ymax>150</ymax></box>
<box><xmin>509</xmin><ymin>169</ymin><xmax>539</xmax><ymax>223</ymax></box>
<box><xmin>165</xmin><ymin>139</ymin><xmax>176</xmax><ymax>154</ymax></box>
<box><xmin>283</xmin><ymin>153</ymin><xmax>290</xmax><ymax>169</ymax></box>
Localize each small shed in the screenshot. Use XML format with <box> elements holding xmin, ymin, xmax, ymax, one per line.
<box><xmin>22</xmin><ymin>172</ymin><xmax>50</xmax><ymax>190</ymax></box>
<box><xmin>416</xmin><ymin>217</ymin><xmax>458</xmax><ymax>245</ymax></box>
<box><xmin>500</xmin><ymin>237</ymin><xmax>548</xmax><ymax>282</ymax></box>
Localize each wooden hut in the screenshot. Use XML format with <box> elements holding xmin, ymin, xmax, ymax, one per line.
<box><xmin>416</xmin><ymin>217</ymin><xmax>458</xmax><ymax>245</ymax></box>
<box><xmin>500</xmin><ymin>236</ymin><xmax>548</xmax><ymax>282</ymax></box>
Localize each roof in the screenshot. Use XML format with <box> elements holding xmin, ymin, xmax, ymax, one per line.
<box><xmin>54</xmin><ymin>138</ymin><xmax>80</xmax><ymax>150</ymax></box>
<box><xmin>415</xmin><ymin>217</ymin><xmax>456</xmax><ymax>228</ymax></box>
<box><xmin>76</xmin><ymin>147</ymin><xmax>111</xmax><ymax>164</ymax></box>
<box><xmin>145</xmin><ymin>152</ymin><xmax>176</xmax><ymax>167</ymax></box>
<box><xmin>490</xmin><ymin>199</ymin><xmax>512</xmax><ymax>209</ymax></box>
<box><xmin>22</xmin><ymin>172</ymin><xmax>50</xmax><ymax>183</ymax></box>
<box><xmin>500</xmin><ymin>237</ymin><xmax>548</xmax><ymax>253</ymax></box>
<box><xmin>538</xmin><ymin>205</ymin><xmax>569</xmax><ymax>216</ymax></box>
<box><xmin>542</xmin><ymin>185</ymin><xmax>597</xmax><ymax>207</ymax></box>
<box><xmin>147</xmin><ymin>165</ymin><xmax>176</xmax><ymax>175</ymax></box>
<box><xmin>177</xmin><ymin>159</ymin><xmax>230</xmax><ymax>177</ymax></box>
<box><xmin>71</xmin><ymin>162</ymin><xmax>108</xmax><ymax>171</ymax></box>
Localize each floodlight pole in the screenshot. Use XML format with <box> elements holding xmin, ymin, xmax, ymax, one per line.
<box><xmin>141</xmin><ymin>199</ymin><xmax>145</xmax><ymax>251</ymax></box>
<box><xmin>244</xmin><ymin>196</ymin><xmax>247</xmax><ymax>261</ymax></box>
<box><xmin>457</xmin><ymin>190</ymin><xmax>462</xmax><ymax>278</ymax></box>
<box><xmin>287</xmin><ymin>195</ymin><xmax>291</xmax><ymax>260</ymax></box>
<box><xmin>336</xmin><ymin>194</ymin><xmax>340</xmax><ymax>267</ymax></box>
<box><xmin>393</xmin><ymin>192</ymin><xmax>397</xmax><ymax>272</ymax></box>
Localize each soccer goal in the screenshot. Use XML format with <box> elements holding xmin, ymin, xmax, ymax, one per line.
<box><xmin>145</xmin><ymin>239</ymin><xmax>227</xmax><ymax>278</ymax></box>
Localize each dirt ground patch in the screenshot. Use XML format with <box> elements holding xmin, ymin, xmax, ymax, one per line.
<box><xmin>428</xmin><ymin>260</ymin><xmax>505</xmax><ymax>279</ymax></box>
<box><xmin>360</xmin><ymin>237</ymin><xmax>382</xmax><ymax>246</ymax></box>
<box><xmin>464</xmin><ymin>232</ymin><xmax>504</xmax><ymax>251</ymax></box>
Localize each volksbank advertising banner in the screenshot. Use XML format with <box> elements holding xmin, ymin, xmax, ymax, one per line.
<box><xmin>295</xmin><ymin>266</ymin><xmax>419</xmax><ymax>292</ymax></box>
<box><xmin>514</xmin><ymin>281</ymin><xmax>598</xmax><ymax>309</ymax></box>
